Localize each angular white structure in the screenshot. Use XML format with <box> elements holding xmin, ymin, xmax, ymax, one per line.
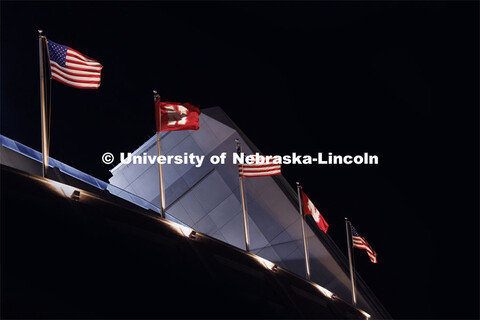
<box><xmin>109</xmin><ymin>107</ymin><xmax>388</xmax><ymax>318</ymax></box>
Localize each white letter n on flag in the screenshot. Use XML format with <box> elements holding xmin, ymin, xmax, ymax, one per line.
<box><xmin>165</xmin><ymin>105</ymin><xmax>189</xmax><ymax>126</ymax></box>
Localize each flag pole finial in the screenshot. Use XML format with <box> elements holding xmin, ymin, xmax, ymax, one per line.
<box><xmin>38</xmin><ymin>29</ymin><xmax>43</xmax><ymax>35</ymax></box>
<box><xmin>235</xmin><ymin>138</ymin><xmax>241</xmax><ymax>150</ymax></box>
<box><xmin>153</xmin><ymin>90</ymin><xmax>160</xmax><ymax>101</ymax></box>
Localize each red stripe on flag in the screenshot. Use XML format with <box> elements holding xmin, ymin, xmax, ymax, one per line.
<box><xmin>352</xmin><ymin>234</ymin><xmax>377</xmax><ymax>263</ymax></box>
<box><xmin>237</xmin><ymin>159</ymin><xmax>281</xmax><ymax>177</ymax></box>
<box><xmin>51</xmin><ymin>74</ymin><xmax>101</xmax><ymax>89</ymax></box>
<box><xmin>51</xmin><ymin>64</ymin><xmax>101</xmax><ymax>78</ymax></box>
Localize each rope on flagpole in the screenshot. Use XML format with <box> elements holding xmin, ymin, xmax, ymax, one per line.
<box><xmin>236</xmin><ymin>138</ymin><xmax>250</xmax><ymax>252</ymax></box>
<box><xmin>345</xmin><ymin>217</ymin><xmax>357</xmax><ymax>305</ymax></box>
<box><xmin>154</xmin><ymin>90</ymin><xmax>166</xmax><ymax>219</ymax></box>
<box><xmin>38</xmin><ymin>30</ymin><xmax>49</xmax><ymax>177</ymax></box>
<box><xmin>297</xmin><ymin>182</ymin><xmax>311</xmax><ymax>280</ymax></box>
<box><xmin>45</xmin><ymin>37</ymin><xmax>53</xmax><ymax>154</ymax></box>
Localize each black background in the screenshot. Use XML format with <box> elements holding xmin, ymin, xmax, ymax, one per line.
<box><xmin>1</xmin><ymin>1</ymin><xmax>479</xmax><ymax>318</ymax></box>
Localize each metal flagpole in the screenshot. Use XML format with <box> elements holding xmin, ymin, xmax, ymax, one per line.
<box><xmin>345</xmin><ymin>217</ymin><xmax>357</xmax><ymax>305</ymax></box>
<box><xmin>154</xmin><ymin>90</ymin><xmax>166</xmax><ymax>219</ymax></box>
<box><xmin>296</xmin><ymin>182</ymin><xmax>311</xmax><ymax>280</ymax></box>
<box><xmin>38</xmin><ymin>30</ymin><xmax>49</xmax><ymax>177</ymax></box>
<box><xmin>236</xmin><ymin>139</ymin><xmax>250</xmax><ymax>252</ymax></box>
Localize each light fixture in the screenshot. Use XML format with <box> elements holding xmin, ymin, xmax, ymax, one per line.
<box><xmin>313</xmin><ymin>283</ymin><xmax>335</xmax><ymax>299</ymax></box>
<box><xmin>71</xmin><ymin>190</ymin><xmax>81</xmax><ymax>201</ymax></box>
<box><xmin>253</xmin><ymin>255</ymin><xmax>277</xmax><ymax>271</ymax></box>
<box><xmin>45</xmin><ymin>180</ymin><xmax>77</xmax><ymax>198</ymax></box>
<box><xmin>358</xmin><ymin>309</ymin><xmax>371</xmax><ymax>319</ymax></box>
<box><xmin>175</xmin><ymin>224</ymin><xmax>196</xmax><ymax>239</ymax></box>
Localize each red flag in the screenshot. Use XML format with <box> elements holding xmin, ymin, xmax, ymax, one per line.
<box><xmin>155</xmin><ymin>101</ymin><xmax>201</xmax><ymax>132</ymax></box>
<box><xmin>301</xmin><ymin>190</ymin><xmax>329</xmax><ymax>233</ymax></box>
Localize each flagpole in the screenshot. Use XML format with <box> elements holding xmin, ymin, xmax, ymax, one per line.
<box><xmin>154</xmin><ymin>90</ymin><xmax>166</xmax><ymax>219</ymax></box>
<box><xmin>38</xmin><ymin>30</ymin><xmax>49</xmax><ymax>177</ymax></box>
<box><xmin>345</xmin><ymin>217</ymin><xmax>357</xmax><ymax>305</ymax></box>
<box><xmin>296</xmin><ymin>182</ymin><xmax>311</xmax><ymax>280</ymax></box>
<box><xmin>236</xmin><ymin>139</ymin><xmax>250</xmax><ymax>252</ymax></box>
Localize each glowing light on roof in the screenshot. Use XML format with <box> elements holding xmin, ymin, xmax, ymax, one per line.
<box><xmin>45</xmin><ymin>180</ymin><xmax>77</xmax><ymax>198</ymax></box>
<box><xmin>313</xmin><ymin>283</ymin><xmax>335</xmax><ymax>299</ymax></box>
<box><xmin>172</xmin><ymin>223</ymin><xmax>196</xmax><ymax>238</ymax></box>
<box><xmin>253</xmin><ymin>255</ymin><xmax>277</xmax><ymax>271</ymax></box>
<box><xmin>359</xmin><ymin>309</ymin><xmax>371</xmax><ymax>319</ymax></box>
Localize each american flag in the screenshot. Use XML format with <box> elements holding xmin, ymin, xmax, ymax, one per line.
<box><xmin>47</xmin><ymin>40</ymin><xmax>103</xmax><ymax>89</ymax></box>
<box><xmin>238</xmin><ymin>155</ymin><xmax>281</xmax><ymax>178</ymax></box>
<box><xmin>351</xmin><ymin>225</ymin><xmax>377</xmax><ymax>263</ymax></box>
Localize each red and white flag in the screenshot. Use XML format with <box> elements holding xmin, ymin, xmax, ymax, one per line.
<box><xmin>47</xmin><ymin>40</ymin><xmax>102</xmax><ymax>89</ymax></box>
<box><xmin>351</xmin><ymin>225</ymin><xmax>377</xmax><ymax>263</ymax></box>
<box><xmin>301</xmin><ymin>190</ymin><xmax>329</xmax><ymax>233</ymax></box>
<box><xmin>238</xmin><ymin>155</ymin><xmax>281</xmax><ymax>178</ymax></box>
<box><xmin>155</xmin><ymin>101</ymin><xmax>201</xmax><ymax>132</ymax></box>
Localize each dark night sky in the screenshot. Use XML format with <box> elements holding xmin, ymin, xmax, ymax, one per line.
<box><xmin>1</xmin><ymin>1</ymin><xmax>479</xmax><ymax>318</ymax></box>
